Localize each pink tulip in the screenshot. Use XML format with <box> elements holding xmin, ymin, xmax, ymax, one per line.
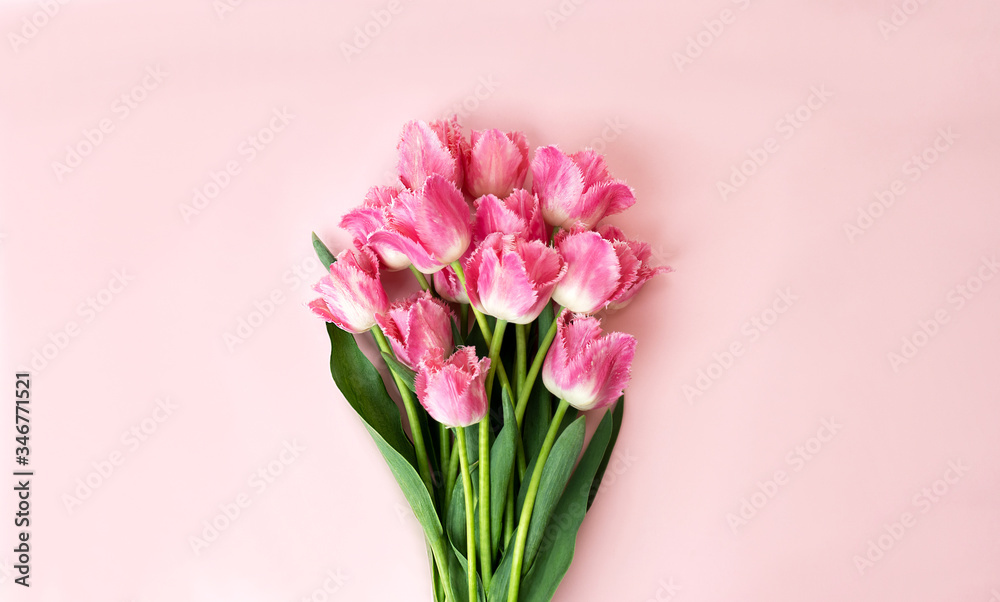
<box><xmin>339</xmin><ymin>185</ymin><xmax>412</xmax><ymax>271</ymax></box>
<box><xmin>530</xmin><ymin>146</ymin><xmax>636</xmax><ymax>230</ymax></box>
<box><xmin>465</xmin><ymin>128</ymin><xmax>530</xmax><ymax>199</ymax></box>
<box><xmin>397</xmin><ymin>117</ymin><xmax>468</xmax><ymax>191</ymax></box>
<box><xmin>471</xmin><ymin>189</ymin><xmax>547</xmax><ymax>246</ymax></box>
<box><xmin>432</xmin><ymin>265</ymin><xmax>470</xmax><ymax>304</ymax></box>
<box><xmin>308</xmin><ymin>246</ymin><xmax>389</xmax><ymax>334</ymax></box>
<box><xmin>375</xmin><ymin>291</ymin><xmax>455</xmax><ymax>370</ymax></box>
<box><xmin>368</xmin><ymin>174</ymin><xmax>472</xmax><ymax>274</ymax></box>
<box><xmin>415</xmin><ymin>347</ymin><xmax>490</xmax><ymax>428</ymax></box>
<box><xmin>597</xmin><ymin>225</ymin><xmax>673</xmax><ymax>310</ymax></box>
<box><xmin>550</xmin><ymin>229</ymin><xmax>621</xmax><ymax>314</ymax></box>
<box><xmin>542</xmin><ymin>312</ymin><xmax>636</xmax><ymax>411</ymax></box>
<box><xmin>463</xmin><ymin>232</ymin><xmax>565</xmax><ymax>324</ymax></box>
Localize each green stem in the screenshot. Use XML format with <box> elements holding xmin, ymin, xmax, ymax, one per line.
<box><xmin>507</xmin><ymin>399</ymin><xmax>570</xmax><ymax>602</ymax></box>
<box><xmin>450</xmin><ymin>261</ymin><xmax>494</xmax><ymax>344</ymax></box>
<box><xmin>478</xmin><ymin>417</ymin><xmax>493</xmax><ymax>589</ymax></box>
<box><xmin>445</xmin><ymin>441</ymin><xmax>460</xmax><ymax>512</ymax></box>
<box><xmin>455</xmin><ymin>427</ymin><xmax>478</xmax><ymax>602</ymax></box>
<box><xmin>429</xmin><ymin>534</ymin><xmax>459</xmax><ymax>602</ymax></box>
<box><xmin>440</xmin><ymin>423</ymin><xmax>451</xmax><ymax>495</ymax></box>
<box><xmin>503</xmin><ymin>479</ymin><xmax>514</xmax><ymax>551</ymax></box>
<box><xmin>515</xmin><ymin>308</ymin><xmax>561</xmax><ymax>425</ymax></box>
<box><xmin>515</xmin><ymin>323</ymin><xmax>527</xmax><ymax>392</ymax></box>
<box><xmin>410</xmin><ymin>266</ymin><xmax>431</xmax><ymax>291</ymax></box>
<box><xmin>372</xmin><ymin>326</ymin><xmax>434</xmax><ymax>495</ymax></box>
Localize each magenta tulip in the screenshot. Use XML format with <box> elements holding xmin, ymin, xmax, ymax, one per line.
<box><xmin>308</xmin><ymin>246</ymin><xmax>389</xmax><ymax>334</ymax></box>
<box><xmin>542</xmin><ymin>312</ymin><xmax>636</xmax><ymax>411</ymax></box>
<box><xmin>367</xmin><ymin>174</ymin><xmax>472</xmax><ymax>274</ymax></box>
<box><xmin>550</xmin><ymin>229</ymin><xmax>621</xmax><ymax>313</ymax></box>
<box><xmin>465</xmin><ymin>128</ymin><xmax>530</xmax><ymax>199</ymax></box>
<box><xmin>597</xmin><ymin>225</ymin><xmax>673</xmax><ymax>310</ymax></box>
<box><xmin>433</xmin><ymin>265</ymin><xmax>470</xmax><ymax>304</ymax></box>
<box><xmin>471</xmin><ymin>189</ymin><xmax>547</xmax><ymax>246</ymax></box>
<box><xmin>530</xmin><ymin>146</ymin><xmax>636</xmax><ymax>230</ymax></box>
<box><xmin>339</xmin><ymin>185</ymin><xmax>412</xmax><ymax>271</ymax></box>
<box><xmin>463</xmin><ymin>232</ymin><xmax>565</xmax><ymax>324</ymax></box>
<box><xmin>415</xmin><ymin>347</ymin><xmax>490</xmax><ymax>428</ymax></box>
<box><xmin>375</xmin><ymin>291</ymin><xmax>455</xmax><ymax>370</ymax></box>
<box><xmin>397</xmin><ymin>117</ymin><xmax>467</xmax><ymax>191</ymax></box>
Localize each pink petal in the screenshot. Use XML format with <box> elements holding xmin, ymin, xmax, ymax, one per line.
<box><xmin>504</xmin><ymin>189</ymin><xmax>548</xmax><ymax>243</ymax></box>
<box><xmin>470</xmin><ymin>236</ymin><xmax>539</xmax><ymax>323</ymax></box>
<box><xmin>575</xmin><ymin>181</ymin><xmax>636</xmax><ymax>229</ymax></box>
<box><xmin>433</xmin><ymin>266</ymin><xmax>470</xmax><ymax>304</ymax></box>
<box><xmin>570</xmin><ymin>150</ymin><xmax>610</xmax><ymax>189</ymax></box>
<box><xmin>414</xmin><ymin>175</ymin><xmax>472</xmax><ymax>265</ymax></box>
<box><xmin>473</xmin><ymin>194</ymin><xmax>527</xmax><ymax>246</ymax></box>
<box><xmin>397</xmin><ymin>120</ymin><xmax>460</xmax><ymax>190</ymax></box>
<box><xmin>466</xmin><ymin>129</ymin><xmax>530</xmax><ymax>199</ymax></box>
<box><xmin>531</xmin><ymin>146</ymin><xmax>584</xmax><ymax>229</ymax></box>
<box><xmin>552</xmin><ymin>231</ymin><xmax>621</xmax><ymax>313</ymax></box>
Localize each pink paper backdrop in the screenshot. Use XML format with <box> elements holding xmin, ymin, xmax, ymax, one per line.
<box><xmin>1</xmin><ymin>0</ymin><xmax>999</xmax><ymax>600</ymax></box>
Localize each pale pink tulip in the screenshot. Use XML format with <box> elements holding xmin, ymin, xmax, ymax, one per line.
<box><xmin>597</xmin><ymin>225</ymin><xmax>673</xmax><ymax>310</ymax></box>
<box><xmin>375</xmin><ymin>291</ymin><xmax>455</xmax><ymax>369</ymax></box>
<box><xmin>530</xmin><ymin>146</ymin><xmax>636</xmax><ymax>229</ymax></box>
<box><xmin>339</xmin><ymin>185</ymin><xmax>412</xmax><ymax>270</ymax></box>
<box><xmin>471</xmin><ymin>189</ymin><xmax>547</xmax><ymax>246</ymax></box>
<box><xmin>415</xmin><ymin>347</ymin><xmax>490</xmax><ymax>428</ymax></box>
<box><xmin>368</xmin><ymin>174</ymin><xmax>472</xmax><ymax>274</ymax></box>
<box><xmin>463</xmin><ymin>233</ymin><xmax>565</xmax><ymax>324</ymax></box>
<box><xmin>308</xmin><ymin>246</ymin><xmax>389</xmax><ymax>334</ymax></box>
<box><xmin>550</xmin><ymin>229</ymin><xmax>621</xmax><ymax>314</ymax></box>
<box><xmin>465</xmin><ymin>129</ymin><xmax>529</xmax><ymax>199</ymax></box>
<box><xmin>542</xmin><ymin>312</ymin><xmax>636</xmax><ymax>411</ymax></box>
<box><xmin>397</xmin><ymin>117</ymin><xmax>467</xmax><ymax>191</ymax></box>
<box><xmin>432</xmin><ymin>266</ymin><xmax>470</xmax><ymax>304</ymax></box>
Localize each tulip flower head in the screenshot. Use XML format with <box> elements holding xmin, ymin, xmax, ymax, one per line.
<box><xmin>463</xmin><ymin>232</ymin><xmax>566</xmax><ymax>324</ymax></box>
<box><xmin>471</xmin><ymin>189</ymin><xmax>547</xmax><ymax>246</ymax></box>
<box><xmin>309</xmin><ymin>246</ymin><xmax>389</xmax><ymax>334</ymax></box>
<box><xmin>375</xmin><ymin>291</ymin><xmax>455</xmax><ymax>370</ymax></box>
<box><xmin>550</xmin><ymin>229</ymin><xmax>621</xmax><ymax>313</ymax></box>
<box><xmin>367</xmin><ymin>174</ymin><xmax>472</xmax><ymax>274</ymax></box>
<box><xmin>415</xmin><ymin>347</ymin><xmax>490</xmax><ymax>428</ymax></box>
<box><xmin>465</xmin><ymin>128</ymin><xmax>530</xmax><ymax>199</ymax></box>
<box><xmin>432</xmin><ymin>265</ymin><xmax>470</xmax><ymax>304</ymax></box>
<box><xmin>339</xmin><ymin>185</ymin><xmax>412</xmax><ymax>271</ymax></box>
<box><xmin>397</xmin><ymin>117</ymin><xmax>468</xmax><ymax>191</ymax></box>
<box><xmin>542</xmin><ymin>312</ymin><xmax>636</xmax><ymax>411</ymax></box>
<box><xmin>531</xmin><ymin>146</ymin><xmax>636</xmax><ymax>230</ymax></box>
<box><xmin>597</xmin><ymin>225</ymin><xmax>673</xmax><ymax>310</ymax></box>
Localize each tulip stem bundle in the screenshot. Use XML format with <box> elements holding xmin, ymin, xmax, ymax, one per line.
<box><xmin>310</xmin><ymin>116</ymin><xmax>670</xmax><ymax>601</ymax></box>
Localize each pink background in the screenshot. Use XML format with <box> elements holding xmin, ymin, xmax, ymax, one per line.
<box><xmin>2</xmin><ymin>0</ymin><xmax>999</xmax><ymax>600</ymax></box>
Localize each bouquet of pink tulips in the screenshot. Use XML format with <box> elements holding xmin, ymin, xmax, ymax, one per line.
<box><xmin>309</xmin><ymin>117</ymin><xmax>670</xmax><ymax>601</ymax></box>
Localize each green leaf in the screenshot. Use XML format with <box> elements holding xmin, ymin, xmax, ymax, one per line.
<box><xmin>365</xmin><ymin>422</ymin><xmax>444</xmax><ymax>545</ymax></box>
<box><xmin>520</xmin><ymin>409</ymin><xmax>615</xmax><ymax>601</ymax></box>
<box><xmin>326</xmin><ymin>323</ymin><xmax>415</xmax><ymax>466</ymax></box>
<box><xmin>522</xmin><ymin>416</ymin><xmax>585</xmax><ymax>569</ymax></box>
<box><xmin>588</xmin><ymin>396</ymin><xmax>624</xmax><ymax>509</ymax></box>
<box><xmin>522</xmin><ymin>379</ymin><xmax>552</xmax><ymax>463</ymax></box>
<box><xmin>380</xmin><ymin>351</ymin><xmax>417</xmax><ymax>393</ymax></box>
<box><xmin>446</xmin><ymin>475</ymin><xmax>468</xmax><ymax>553</ymax></box>
<box><xmin>311</xmin><ymin>232</ymin><xmax>336</xmax><ymax>268</ymax></box>
<box><xmin>447</xmin><ymin>539</ymin><xmax>486</xmax><ymax>602</ymax></box>
<box><xmin>490</xmin><ymin>390</ymin><xmax>518</xmax><ymax>553</ymax></box>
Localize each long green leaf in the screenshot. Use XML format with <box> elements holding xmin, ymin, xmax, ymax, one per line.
<box><xmin>521</xmin><ymin>410</ymin><xmax>615</xmax><ymax>601</ymax></box>
<box><xmin>312</xmin><ymin>232</ymin><xmax>336</xmax><ymax>268</ymax></box>
<box><xmin>588</xmin><ymin>396</ymin><xmax>624</xmax><ymax>509</ymax></box>
<box><xmin>326</xmin><ymin>323</ymin><xmax>415</xmax><ymax>466</ymax></box>
<box><xmin>522</xmin><ymin>416</ymin><xmax>585</xmax><ymax>569</ymax></box>
<box><xmin>490</xmin><ymin>390</ymin><xmax>518</xmax><ymax>552</ymax></box>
